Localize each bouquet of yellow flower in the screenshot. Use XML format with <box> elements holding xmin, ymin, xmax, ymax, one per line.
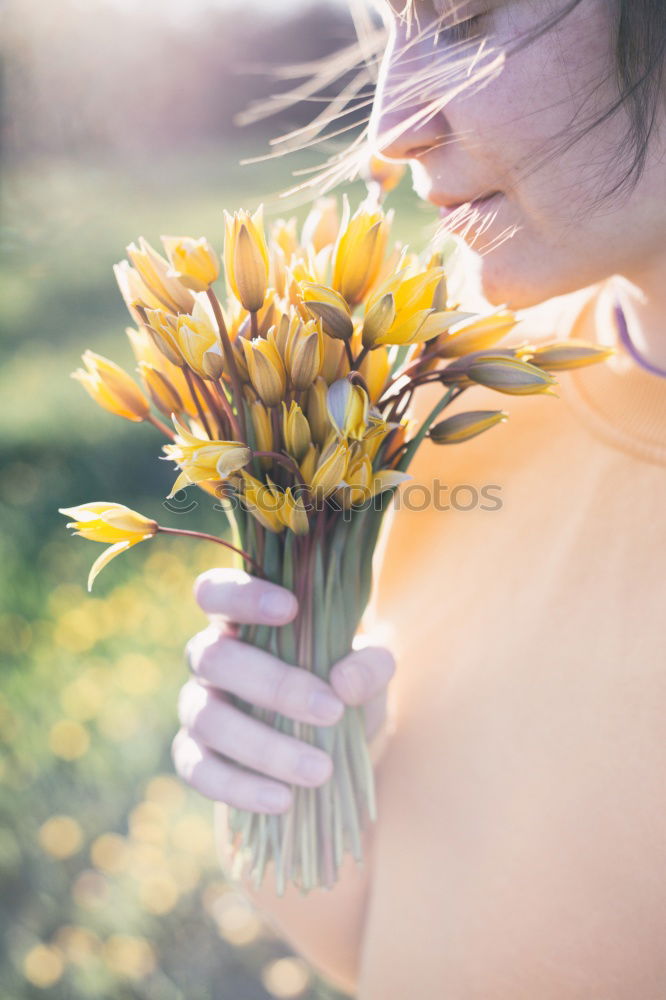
<box><xmin>60</xmin><ymin>187</ymin><xmax>613</xmax><ymax>895</ymax></box>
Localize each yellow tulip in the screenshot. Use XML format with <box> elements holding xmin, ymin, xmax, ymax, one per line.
<box><xmin>334</xmin><ymin>453</ymin><xmax>372</xmax><ymax>509</ymax></box>
<box><xmin>320</xmin><ymin>335</ymin><xmax>350</xmax><ymax>383</ymax></box>
<box><xmin>269</xmin><ymin>217</ymin><xmax>298</xmax><ymax>259</ymax></box>
<box><xmin>465</xmin><ymin>355</ymin><xmax>559</xmax><ymax>395</ymax></box>
<box><xmin>301</xmin><ymin>197</ymin><xmax>339</xmax><ymax>253</ymax></box>
<box><xmin>223</xmin><ymin>205</ymin><xmax>269</xmax><ymax>312</ymax></box>
<box><xmin>241</xmin><ymin>334</ymin><xmax>286</xmax><ymax>407</ymax></box>
<box><xmin>326</xmin><ymin>379</ymin><xmax>369</xmax><ymax>439</ymax></box>
<box><xmin>305</xmin><ymin>377</ymin><xmax>332</xmax><ymax>446</ymax></box>
<box><xmin>359</xmin><ymin>344</ymin><xmax>391</xmax><ymax>402</ymax></box>
<box><xmin>277</xmin><ymin>487</ymin><xmax>310</xmax><ymax>535</ymax></box>
<box><xmin>163</xmin><ymin>415</ymin><xmax>251</xmax><ymax>497</ymax></box>
<box><xmin>72</xmin><ymin>351</ymin><xmax>150</xmax><ymax>422</ymax></box>
<box><xmin>127</xmin><ymin>326</ymin><xmax>198</xmax><ymax>418</ymax></box>
<box><xmin>307</xmin><ymin>437</ymin><xmax>350</xmax><ymax>501</ymax></box>
<box><xmin>59</xmin><ymin>502</ymin><xmax>158</xmax><ymax>591</ymax></box>
<box><xmin>429</xmin><ymin>409</ymin><xmax>509</xmax><ymax>444</ymax></box>
<box><xmin>249</xmin><ymin>400</ymin><xmax>273</xmax><ymax>466</ymax></box>
<box><xmin>161</xmin><ymin>235</ymin><xmax>220</xmax><ymax>293</ymax></box>
<box><xmin>137</xmin><ymin>362</ymin><xmax>183</xmax><ymax>418</ymax></box>
<box><xmin>174</xmin><ymin>294</ymin><xmax>224</xmax><ymax>379</ymax></box>
<box><xmin>281</xmin><ymin>400</ymin><xmax>312</xmax><ymax>461</ymax></box>
<box><xmin>238</xmin><ymin>471</ymin><xmax>284</xmax><ymax>533</ymax></box>
<box><xmin>285</xmin><ymin>317</ymin><xmax>324</xmax><ymax>390</ymax></box>
<box><xmin>361</xmin><ymin>293</ymin><xmax>396</xmax><ymax>349</ymax></box>
<box><xmin>300</xmin><ymin>282</ymin><xmax>353</xmax><ymax>341</ymax></box>
<box><xmin>124</xmin><ymin>238</ymin><xmax>195</xmax><ymax>314</ymax></box>
<box><xmin>516</xmin><ymin>339</ymin><xmax>616</xmax><ymax>370</ymax></box>
<box><xmin>299</xmin><ymin>442</ymin><xmax>319</xmax><ymax>484</ymax></box>
<box><xmin>434</xmin><ymin>308</ymin><xmax>518</xmax><ymax>358</ymax></box>
<box><xmin>142</xmin><ymin>308</ymin><xmax>184</xmax><ymax>367</ymax></box>
<box><xmin>362</xmin><ymin>266</ymin><xmax>472</xmax><ymax>347</ymax></box>
<box><xmin>331</xmin><ymin>194</ymin><xmax>393</xmax><ymax>306</ymax></box>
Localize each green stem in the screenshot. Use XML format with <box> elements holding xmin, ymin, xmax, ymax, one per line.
<box><xmin>157</xmin><ymin>525</ymin><xmax>263</xmax><ymax>575</ymax></box>
<box><xmin>182</xmin><ymin>366</ymin><xmax>214</xmax><ymax>440</ymax></box>
<box><xmin>397</xmin><ymin>386</ymin><xmax>463</xmax><ymax>473</ymax></box>
<box><xmin>206</xmin><ymin>288</ymin><xmax>247</xmax><ymax>441</ymax></box>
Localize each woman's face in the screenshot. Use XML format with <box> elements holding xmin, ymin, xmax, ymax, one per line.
<box><xmin>369</xmin><ymin>0</ymin><xmax>666</xmax><ymax>308</ymax></box>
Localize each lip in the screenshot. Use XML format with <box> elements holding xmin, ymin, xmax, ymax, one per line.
<box><xmin>438</xmin><ymin>191</ymin><xmax>502</xmax><ymax>217</ymax></box>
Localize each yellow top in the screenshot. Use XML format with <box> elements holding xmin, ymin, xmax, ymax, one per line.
<box><xmin>214</xmin><ymin>276</ymin><xmax>666</xmax><ymax>997</ymax></box>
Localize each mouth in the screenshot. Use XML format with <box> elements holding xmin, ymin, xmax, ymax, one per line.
<box><xmin>438</xmin><ymin>191</ymin><xmax>502</xmax><ymax>218</ymax></box>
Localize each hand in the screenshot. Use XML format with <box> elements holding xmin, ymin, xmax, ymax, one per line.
<box><xmin>172</xmin><ymin>567</ymin><xmax>396</xmax><ymax>815</ymax></box>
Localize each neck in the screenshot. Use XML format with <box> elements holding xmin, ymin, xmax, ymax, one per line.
<box><xmin>612</xmin><ymin>259</ymin><xmax>666</xmax><ymax>373</ymax></box>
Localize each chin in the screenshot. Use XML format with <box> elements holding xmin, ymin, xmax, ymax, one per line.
<box><xmin>474</xmin><ymin>247</ymin><xmax>583</xmax><ymax>311</ymax></box>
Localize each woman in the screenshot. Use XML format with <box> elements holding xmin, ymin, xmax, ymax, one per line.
<box><xmin>174</xmin><ymin>1</ymin><xmax>666</xmax><ymax>996</ymax></box>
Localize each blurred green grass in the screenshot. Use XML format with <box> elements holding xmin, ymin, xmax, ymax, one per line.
<box><xmin>0</xmin><ymin>142</ymin><xmax>434</xmax><ymax>998</ymax></box>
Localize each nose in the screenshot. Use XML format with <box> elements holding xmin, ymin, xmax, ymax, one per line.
<box><xmin>368</xmin><ymin>23</ymin><xmax>447</xmax><ymax>163</ymax></box>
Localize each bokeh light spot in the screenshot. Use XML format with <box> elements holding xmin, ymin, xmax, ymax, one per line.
<box><xmin>261</xmin><ymin>956</ymin><xmax>312</xmax><ymax>997</ymax></box>
<box><xmin>102</xmin><ymin>934</ymin><xmax>156</xmax><ymax>980</ymax></box>
<box><xmin>23</xmin><ymin>944</ymin><xmax>65</xmax><ymax>988</ymax></box>
<box><xmin>48</xmin><ymin>718</ymin><xmax>90</xmax><ymax>759</ymax></box>
<box><xmin>38</xmin><ymin>815</ymin><xmax>83</xmax><ymax>859</ymax></box>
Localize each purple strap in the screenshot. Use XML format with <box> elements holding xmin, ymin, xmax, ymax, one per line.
<box><xmin>613</xmin><ymin>295</ymin><xmax>666</xmax><ymax>378</ymax></box>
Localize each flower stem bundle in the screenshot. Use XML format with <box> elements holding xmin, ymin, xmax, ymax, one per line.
<box><xmin>61</xmin><ymin>189</ymin><xmax>614</xmax><ymax>894</ymax></box>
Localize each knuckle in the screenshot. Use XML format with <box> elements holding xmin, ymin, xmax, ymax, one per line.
<box><xmin>177</xmin><ymin>678</ymin><xmax>209</xmax><ymax>729</ymax></box>
<box><xmin>171</xmin><ymin>728</ymin><xmax>202</xmax><ymax>783</ymax></box>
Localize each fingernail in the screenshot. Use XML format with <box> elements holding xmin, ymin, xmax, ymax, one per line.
<box><xmin>259</xmin><ymin>590</ymin><xmax>296</xmax><ymax>620</ymax></box>
<box><xmin>309</xmin><ymin>690</ymin><xmax>344</xmax><ymax>722</ymax></box>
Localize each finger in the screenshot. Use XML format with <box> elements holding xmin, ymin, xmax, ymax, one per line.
<box><xmin>178</xmin><ymin>679</ymin><xmax>334</xmax><ymax>788</ymax></box>
<box><xmin>194</xmin><ymin>567</ymin><xmax>298</xmax><ymax>625</ymax></box>
<box><xmin>186</xmin><ymin>628</ymin><xmax>345</xmax><ymax>726</ymax></box>
<box><xmin>328</xmin><ymin>645</ymin><xmax>396</xmax><ymax>707</ymax></box>
<box><xmin>171</xmin><ymin>728</ymin><xmax>292</xmax><ymax>813</ymax></box>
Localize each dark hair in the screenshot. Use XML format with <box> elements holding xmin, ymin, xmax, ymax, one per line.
<box><xmin>244</xmin><ymin>0</ymin><xmax>666</xmax><ymax>211</ymax></box>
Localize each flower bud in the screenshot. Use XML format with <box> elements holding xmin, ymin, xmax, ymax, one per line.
<box><xmin>161</xmin><ymin>236</ymin><xmax>220</xmax><ymax>292</ymax></box>
<box><xmin>284</xmin><ymin>317</ymin><xmax>322</xmax><ymax>390</ymax></box>
<box><xmin>301</xmin><ymin>197</ymin><xmax>339</xmax><ymax>253</ymax></box>
<box><xmin>174</xmin><ymin>295</ymin><xmax>224</xmax><ymax>379</ymax></box>
<box><xmin>434</xmin><ymin>309</ymin><xmax>518</xmax><ymax>358</ymax></box>
<box><xmin>223</xmin><ymin>206</ymin><xmax>269</xmax><ymax>312</ymax></box>
<box><xmin>466</xmin><ymin>355</ymin><xmax>558</xmax><ymax>395</ymax></box>
<box><xmin>241</xmin><ymin>334</ymin><xmax>286</xmax><ymax>407</ymax></box>
<box><xmin>362</xmin><ymin>293</ymin><xmax>396</xmax><ymax>349</ymax></box>
<box><xmin>331</xmin><ymin>194</ymin><xmax>392</xmax><ymax>306</ymax></box>
<box><xmin>249</xmin><ymin>400</ymin><xmax>273</xmax><ymax>466</ymax></box>
<box><xmin>143</xmin><ymin>308</ymin><xmax>184</xmax><ymax>367</ymax></box>
<box><xmin>281</xmin><ymin>400</ymin><xmax>312</xmax><ymax>461</ymax></box>
<box><xmin>124</xmin><ymin>238</ymin><xmax>195</xmax><ymax>314</ymax></box>
<box><xmin>327</xmin><ymin>378</ymin><xmax>369</xmax><ymax>439</ymax></box>
<box><xmin>305</xmin><ymin>377</ymin><xmax>332</xmax><ymax>446</ymax></box>
<box><xmin>517</xmin><ymin>339</ymin><xmax>615</xmax><ymax>371</ymax></box>
<box><xmin>72</xmin><ymin>351</ymin><xmax>150</xmax><ymax>422</ymax></box>
<box><xmin>308</xmin><ymin>438</ymin><xmax>350</xmax><ymax>500</ymax></box>
<box><xmin>137</xmin><ymin>362</ymin><xmax>183</xmax><ymax>417</ymax></box>
<box><xmin>429</xmin><ymin>409</ymin><xmax>508</xmax><ymax>444</ymax></box>
<box><xmin>238</xmin><ymin>471</ymin><xmax>284</xmax><ymax>533</ymax></box>
<box><xmin>300</xmin><ymin>282</ymin><xmax>353</xmax><ymax>341</ymax></box>
<box><xmin>359</xmin><ymin>344</ymin><xmax>391</xmax><ymax>402</ymax></box>
<box><xmin>277</xmin><ymin>487</ymin><xmax>310</xmax><ymax>535</ymax></box>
